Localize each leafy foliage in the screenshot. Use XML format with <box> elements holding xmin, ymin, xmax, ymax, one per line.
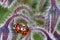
<box><xmin>35</xmin><ymin>19</ymin><xmax>44</xmax><ymax>26</ymax></box>
<box><xmin>33</xmin><ymin>32</ymin><xmax>44</xmax><ymax>40</ymax></box>
<box><xmin>0</xmin><ymin>5</ymin><xmax>11</xmax><ymax>24</ymax></box>
<box><xmin>39</xmin><ymin>0</ymin><xmax>49</xmax><ymax>12</ymax></box>
<box><xmin>57</xmin><ymin>22</ymin><xmax>60</xmax><ymax>32</ymax></box>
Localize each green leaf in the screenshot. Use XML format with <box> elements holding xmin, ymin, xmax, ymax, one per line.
<box><xmin>0</xmin><ymin>5</ymin><xmax>11</xmax><ymax>24</ymax></box>
<box><xmin>57</xmin><ymin>22</ymin><xmax>60</xmax><ymax>32</ymax></box>
<box><xmin>33</xmin><ymin>32</ymin><xmax>44</xmax><ymax>40</ymax></box>
<box><xmin>39</xmin><ymin>0</ymin><xmax>49</xmax><ymax>12</ymax></box>
<box><xmin>15</xmin><ymin>18</ymin><xmax>27</xmax><ymax>24</ymax></box>
<box><xmin>35</xmin><ymin>19</ymin><xmax>44</xmax><ymax>26</ymax></box>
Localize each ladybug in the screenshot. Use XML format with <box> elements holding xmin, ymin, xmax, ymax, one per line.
<box><xmin>14</xmin><ymin>23</ymin><xmax>30</xmax><ymax>35</ymax></box>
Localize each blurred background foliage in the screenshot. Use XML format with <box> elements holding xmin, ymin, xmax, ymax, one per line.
<box><xmin>33</xmin><ymin>32</ymin><xmax>44</xmax><ymax>40</ymax></box>
<box><xmin>57</xmin><ymin>22</ymin><xmax>60</xmax><ymax>33</ymax></box>
<box><xmin>0</xmin><ymin>5</ymin><xmax>11</xmax><ymax>24</ymax></box>
<box><xmin>0</xmin><ymin>0</ymin><xmax>49</xmax><ymax>24</ymax></box>
<box><xmin>0</xmin><ymin>0</ymin><xmax>56</xmax><ymax>40</ymax></box>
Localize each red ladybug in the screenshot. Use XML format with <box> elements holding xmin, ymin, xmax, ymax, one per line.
<box><xmin>14</xmin><ymin>23</ymin><xmax>30</xmax><ymax>35</ymax></box>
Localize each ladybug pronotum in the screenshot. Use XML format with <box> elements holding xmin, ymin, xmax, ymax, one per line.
<box><xmin>14</xmin><ymin>23</ymin><xmax>30</xmax><ymax>35</ymax></box>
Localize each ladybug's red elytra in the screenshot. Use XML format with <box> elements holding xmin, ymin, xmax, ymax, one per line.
<box><xmin>14</xmin><ymin>23</ymin><xmax>30</xmax><ymax>35</ymax></box>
